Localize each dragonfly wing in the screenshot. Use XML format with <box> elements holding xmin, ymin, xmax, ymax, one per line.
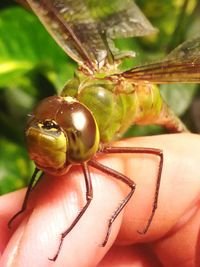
<box><xmin>24</xmin><ymin>0</ymin><xmax>156</xmax><ymax>71</ymax></box>
<box><xmin>15</xmin><ymin>0</ymin><xmax>31</xmax><ymax>9</ymax></box>
<box><xmin>26</xmin><ymin>0</ymin><xmax>105</xmax><ymax>71</ymax></box>
<box><xmin>166</xmin><ymin>36</ymin><xmax>200</xmax><ymax>60</ymax></box>
<box><xmin>89</xmin><ymin>0</ymin><xmax>157</xmax><ymax>39</ymax></box>
<box><xmin>120</xmin><ymin>36</ymin><xmax>200</xmax><ymax>84</ymax></box>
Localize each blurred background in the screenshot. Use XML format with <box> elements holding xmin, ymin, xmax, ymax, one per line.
<box><xmin>0</xmin><ymin>0</ymin><xmax>200</xmax><ymax>194</ymax></box>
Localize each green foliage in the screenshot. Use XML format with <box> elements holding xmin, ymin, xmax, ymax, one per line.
<box><xmin>0</xmin><ymin>138</ymin><xmax>33</xmax><ymax>194</ymax></box>
<box><xmin>0</xmin><ymin>0</ymin><xmax>199</xmax><ymax>194</ymax></box>
<box><xmin>0</xmin><ymin>5</ymin><xmax>75</xmax><ymax>90</ymax></box>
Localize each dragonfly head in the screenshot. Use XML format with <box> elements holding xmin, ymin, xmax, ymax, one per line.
<box><xmin>26</xmin><ymin>118</ymin><xmax>68</xmax><ymax>175</ymax></box>
<box><xmin>26</xmin><ymin>96</ymin><xmax>100</xmax><ymax>175</ymax></box>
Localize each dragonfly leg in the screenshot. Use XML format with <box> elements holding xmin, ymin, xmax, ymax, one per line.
<box><xmin>88</xmin><ymin>159</ymin><xmax>136</xmax><ymax>247</ymax></box>
<box><xmin>49</xmin><ymin>162</ymin><xmax>93</xmax><ymax>261</ymax></box>
<box><xmin>8</xmin><ymin>167</ymin><xmax>42</xmax><ymax>228</ymax></box>
<box><xmin>101</xmin><ymin>146</ymin><xmax>163</xmax><ymax>235</ymax></box>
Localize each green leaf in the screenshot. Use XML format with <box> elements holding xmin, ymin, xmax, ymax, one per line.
<box><xmin>160</xmin><ymin>84</ymin><xmax>197</xmax><ymax>116</ymax></box>
<box><xmin>0</xmin><ymin>6</ymin><xmax>75</xmax><ymax>90</ymax></box>
<box><xmin>0</xmin><ymin>138</ymin><xmax>32</xmax><ymax>194</ymax></box>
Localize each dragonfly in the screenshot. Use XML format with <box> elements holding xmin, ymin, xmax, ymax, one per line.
<box><xmin>9</xmin><ymin>0</ymin><xmax>200</xmax><ymax>261</ymax></box>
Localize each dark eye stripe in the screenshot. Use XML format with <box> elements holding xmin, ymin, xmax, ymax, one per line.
<box><xmin>42</xmin><ymin>120</ymin><xmax>60</xmax><ymax>130</ymax></box>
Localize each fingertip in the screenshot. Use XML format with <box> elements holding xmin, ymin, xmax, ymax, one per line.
<box><xmin>98</xmin><ymin>244</ymin><xmax>162</xmax><ymax>267</ymax></box>
<box><xmin>1</xmin><ymin>164</ymin><xmax>126</xmax><ymax>266</ymax></box>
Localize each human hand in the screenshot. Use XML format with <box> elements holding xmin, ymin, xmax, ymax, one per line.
<box><xmin>0</xmin><ymin>134</ymin><xmax>200</xmax><ymax>267</ymax></box>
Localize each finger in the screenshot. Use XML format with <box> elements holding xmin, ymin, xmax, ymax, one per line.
<box><xmin>114</xmin><ymin>133</ymin><xmax>200</xmax><ymax>244</ymax></box>
<box><xmin>0</xmin><ymin>189</ymin><xmax>26</xmax><ymax>253</ymax></box>
<box><xmin>1</xmin><ymin>133</ymin><xmax>200</xmax><ymax>267</ymax></box>
<box><xmin>97</xmin><ymin>244</ymin><xmax>162</xmax><ymax>267</ymax></box>
<box><xmin>152</xmin><ymin>204</ymin><xmax>200</xmax><ymax>267</ymax></box>
<box><xmin>0</xmin><ymin>163</ymin><xmax>126</xmax><ymax>267</ymax></box>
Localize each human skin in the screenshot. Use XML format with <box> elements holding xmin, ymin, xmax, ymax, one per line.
<box><xmin>0</xmin><ymin>134</ymin><xmax>199</xmax><ymax>267</ymax></box>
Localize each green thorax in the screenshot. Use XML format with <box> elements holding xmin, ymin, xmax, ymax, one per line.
<box><xmin>61</xmin><ymin>71</ymin><xmax>163</xmax><ymax>143</ymax></box>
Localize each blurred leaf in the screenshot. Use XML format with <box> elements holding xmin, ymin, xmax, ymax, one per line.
<box><xmin>124</xmin><ymin>125</ymin><xmax>165</xmax><ymax>138</ymax></box>
<box><xmin>0</xmin><ymin>138</ymin><xmax>32</xmax><ymax>194</ymax></box>
<box><xmin>160</xmin><ymin>84</ymin><xmax>198</xmax><ymax>116</ymax></box>
<box><xmin>0</xmin><ymin>6</ymin><xmax>76</xmax><ymax>90</ymax></box>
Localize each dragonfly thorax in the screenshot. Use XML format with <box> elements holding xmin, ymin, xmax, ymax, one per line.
<box><xmin>61</xmin><ymin>72</ymin><xmax>164</xmax><ymax>143</ymax></box>
<box><xmin>26</xmin><ymin>96</ymin><xmax>100</xmax><ymax>175</ymax></box>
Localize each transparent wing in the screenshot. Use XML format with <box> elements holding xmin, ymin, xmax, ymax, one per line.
<box><xmin>87</xmin><ymin>0</ymin><xmax>157</xmax><ymax>39</ymax></box>
<box><xmin>15</xmin><ymin>0</ymin><xmax>31</xmax><ymax>8</ymax></box>
<box><xmin>24</xmin><ymin>0</ymin><xmax>156</xmax><ymax>71</ymax></box>
<box><xmin>120</xmin><ymin>36</ymin><xmax>200</xmax><ymax>84</ymax></box>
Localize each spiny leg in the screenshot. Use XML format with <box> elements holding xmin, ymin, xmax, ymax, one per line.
<box><xmin>88</xmin><ymin>159</ymin><xmax>136</xmax><ymax>247</ymax></box>
<box><xmin>8</xmin><ymin>167</ymin><xmax>42</xmax><ymax>228</ymax></box>
<box><xmin>49</xmin><ymin>162</ymin><xmax>93</xmax><ymax>261</ymax></box>
<box><xmin>101</xmin><ymin>146</ymin><xmax>163</xmax><ymax>235</ymax></box>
